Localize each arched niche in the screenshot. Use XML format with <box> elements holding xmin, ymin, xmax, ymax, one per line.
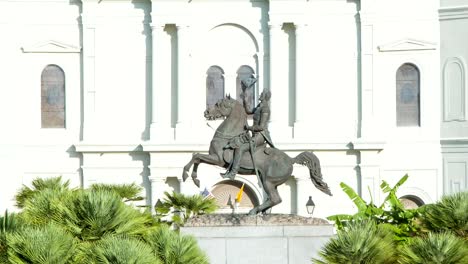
<box><xmin>443</xmin><ymin>57</ymin><xmax>466</xmax><ymax>121</ymax></box>
<box><xmin>211</xmin><ymin>180</ymin><xmax>259</xmax><ymax>212</ymax></box>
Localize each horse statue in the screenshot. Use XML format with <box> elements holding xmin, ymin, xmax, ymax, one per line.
<box><xmin>182</xmin><ymin>95</ymin><xmax>332</xmax><ymax>215</ymax></box>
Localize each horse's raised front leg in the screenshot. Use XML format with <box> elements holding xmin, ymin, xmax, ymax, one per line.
<box><xmin>184</xmin><ymin>153</ymin><xmax>224</xmax><ymax>188</ymax></box>
<box><xmin>182</xmin><ymin>153</ymin><xmax>198</xmax><ymax>182</ymax></box>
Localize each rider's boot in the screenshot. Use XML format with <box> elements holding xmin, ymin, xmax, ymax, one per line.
<box><xmin>221</xmin><ymin>148</ymin><xmax>242</xmax><ymax>180</ymax></box>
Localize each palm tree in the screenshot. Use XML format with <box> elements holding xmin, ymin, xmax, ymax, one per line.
<box><xmin>420</xmin><ymin>191</ymin><xmax>468</xmax><ymax>239</ymax></box>
<box><xmin>0</xmin><ymin>211</ymin><xmax>22</xmax><ymax>263</ymax></box>
<box><xmin>20</xmin><ymin>186</ymin><xmax>157</xmax><ymax>242</ymax></box>
<box><xmin>155</xmin><ymin>191</ymin><xmax>218</xmax><ymax>226</ymax></box>
<box><xmin>15</xmin><ymin>176</ymin><xmax>74</xmax><ymax>208</ymax></box>
<box><xmin>6</xmin><ymin>224</ymin><xmax>76</xmax><ymax>264</ymax></box>
<box><xmin>144</xmin><ymin>225</ymin><xmax>209</xmax><ymax>264</ymax></box>
<box><xmin>312</xmin><ymin>220</ymin><xmax>398</xmax><ymax>264</ymax></box>
<box><xmin>76</xmin><ymin>235</ymin><xmax>161</xmax><ymax>264</ymax></box>
<box><xmin>399</xmin><ymin>231</ymin><xmax>468</xmax><ymax>264</ymax></box>
<box><xmin>89</xmin><ymin>183</ymin><xmax>145</xmax><ymax>202</ymax></box>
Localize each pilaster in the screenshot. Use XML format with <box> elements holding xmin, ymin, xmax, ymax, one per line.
<box><xmin>80</xmin><ymin>1</ymin><xmax>98</xmax><ymax>141</ymax></box>
<box><xmin>268</xmin><ymin>23</ymin><xmax>292</xmax><ymax>140</ymax></box>
<box><xmin>293</xmin><ymin>23</ymin><xmax>312</xmax><ymax>139</ymax></box>
<box><xmin>150</xmin><ymin>23</ymin><xmax>174</xmax><ymax>142</ymax></box>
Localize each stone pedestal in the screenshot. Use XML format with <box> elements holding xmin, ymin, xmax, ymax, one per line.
<box><xmin>180</xmin><ymin>214</ymin><xmax>334</xmax><ymax>264</ymax></box>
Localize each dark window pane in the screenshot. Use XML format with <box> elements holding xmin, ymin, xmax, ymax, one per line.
<box><xmin>236</xmin><ymin>65</ymin><xmax>255</xmax><ymax>108</ymax></box>
<box><xmin>41</xmin><ymin>65</ymin><xmax>65</xmax><ymax>128</ymax></box>
<box><xmin>396</xmin><ymin>64</ymin><xmax>420</xmax><ymax>127</ymax></box>
<box><xmin>206</xmin><ymin>66</ymin><xmax>225</xmax><ymax>108</ymax></box>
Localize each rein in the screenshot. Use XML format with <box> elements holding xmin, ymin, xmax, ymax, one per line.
<box><xmin>214</xmin><ymin>130</ymin><xmax>243</xmax><ymax>140</ymax></box>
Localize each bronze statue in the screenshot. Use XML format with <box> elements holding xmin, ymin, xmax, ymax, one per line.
<box><xmin>182</xmin><ymin>79</ymin><xmax>332</xmax><ymax>215</ymax></box>
<box><xmin>221</xmin><ymin>77</ymin><xmax>275</xmax><ymax>180</ymax></box>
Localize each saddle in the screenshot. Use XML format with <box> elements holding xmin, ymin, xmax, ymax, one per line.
<box><xmin>222</xmin><ymin>145</ymin><xmax>273</xmax><ymax>170</ymax></box>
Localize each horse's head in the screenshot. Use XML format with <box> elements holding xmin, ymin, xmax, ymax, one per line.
<box><xmin>204</xmin><ymin>96</ymin><xmax>237</xmax><ymax>120</ymax></box>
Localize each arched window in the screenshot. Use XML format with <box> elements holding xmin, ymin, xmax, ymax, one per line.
<box><xmin>396</xmin><ymin>63</ymin><xmax>420</xmax><ymax>127</ymax></box>
<box><xmin>236</xmin><ymin>65</ymin><xmax>255</xmax><ymax>107</ymax></box>
<box><xmin>41</xmin><ymin>65</ymin><xmax>65</xmax><ymax>128</ymax></box>
<box><xmin>206</xmin><ymin>66</ymin><xmax>225</xmax><ymax>108</ymax></box>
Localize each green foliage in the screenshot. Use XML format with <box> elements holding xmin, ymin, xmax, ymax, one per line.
<box><xmin>327</xmin><ymin>174</ymin><xmax>421</xmax><ymax>243</ymax></box>
<box><xmin>398</xmin><ymin>232</ymin><xmax>468</xmax><ymax>264</ymax></box>
<box><xmin>420</xmin><ymin>191</ymin><xmax>468</xmax><ymax>239</ymax></box>
<box><xmin>155</xmin><ymin>191</ymin><xmax>218</xmax><ymax>227</ymax></box>
<box><xmin>0</xmin><ymin>211</ymin><xmax>22</xmax><ymax>263</ymax></box>
<box><xmin>312</xmin><ymin>220</ymin><xmax>397</xmax><ymax>264</ymax></box>
<box><xmin>89</xmin><ymin>183</ymin><xmax>145</xmax><ymax>202</ymax></box>
<box><xmin>15</xmin><ymin>176</ymin><xmax>73</xmax><ymax>208</ymax></box>
<box><xmin>3</xmin><ymin>177</ymin><xmax>211</xmax><ymax>263</ymax></box>
<box><xmin>78</xmin><ymin>236</ymin><xmax>160</xmax><ymax>264</ymax></box>
<box><xmin>145</xmin><ymin>225</ymin><xmax>209</xmax><ymax>264</ymax></box>
<box><xmin>21</xmin><ymin>188</ymin><xmax>156</xmax><ymax>242</ymax></box>
<box><xmin>6</xmin><ymin>224</ymin><xmax>76</xmax><ymax>264</ymax></box>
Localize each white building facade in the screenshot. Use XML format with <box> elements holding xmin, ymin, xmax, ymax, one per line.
<box><xmin>0</xmin><ymin>0</ymin><xmax>465</xmax><ymax>218</ymax></box>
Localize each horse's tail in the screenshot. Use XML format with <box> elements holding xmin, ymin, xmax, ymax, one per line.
<box><xmin>293</xmin><ymin>152</ymin><xmax>332</xmax><ymax>196</ymax></box>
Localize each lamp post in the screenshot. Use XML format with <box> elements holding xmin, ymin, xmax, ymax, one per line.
<box><xmin>306</xmin><ymin>196</ymin><xmax>315</xmax><ymax>216</ymax></box>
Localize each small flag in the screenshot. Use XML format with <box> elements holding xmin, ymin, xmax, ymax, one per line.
<box><xmin>235</xmin><ymin>183</ymin><xmax>245</xmax><ymax>203</ymax></box>
<box><xmin>201</xmin><ymin>187</ymin><xmax>215</xmax><ymax>199</ymax></box>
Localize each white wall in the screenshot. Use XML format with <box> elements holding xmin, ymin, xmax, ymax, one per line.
<box><xmin>0</xmin><ymin>0</ymin><xmax>446</xmax><ymax>217</ymax></box>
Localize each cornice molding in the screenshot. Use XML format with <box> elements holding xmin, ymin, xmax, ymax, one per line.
<box><xmin>378</xmin><ymin>38</ymin><xmax>437</xmax><ymax>52</ymax></box>
<box><xmin>22</xmin><ymin>40</ymin><xmax>81</xmax><ymax>53</ymax></box>
<box><xmin>439</xmin><ymin>5</ymin><xmax>468</xmax><ymax>20</ymax></box>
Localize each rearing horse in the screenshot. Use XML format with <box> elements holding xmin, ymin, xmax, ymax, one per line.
<box><xmin>182</xmin><ymin>96</ymin><xmax>332</xmax><ymax>215</ymax></box>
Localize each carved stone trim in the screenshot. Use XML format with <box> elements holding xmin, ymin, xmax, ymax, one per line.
<box><xmin>22</xmin><ymin>40</ymin><xmax>81</xmax><ymax>53</ymax></box>
<box><xmin>378</xmin><ymin>38</ymin><xmax>436</xmax><ymax>52</ymax></box>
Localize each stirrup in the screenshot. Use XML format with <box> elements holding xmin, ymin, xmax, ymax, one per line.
<box><xmin>220</xmin><ymin>170</ymin><xmax>237</xmax><ymax>180</ymax></box>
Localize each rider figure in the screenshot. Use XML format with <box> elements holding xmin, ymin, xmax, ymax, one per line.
<box><xmin>221</xmin><ymin>77</ymin><xmax>275</xmax><ymax>180</ymax></box>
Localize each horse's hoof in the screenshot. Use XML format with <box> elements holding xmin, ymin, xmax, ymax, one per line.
<box><xmin>193</xmin><ymin>178</ymin><xmax>201</xmax><ymax>188</ymax></box>
<box><xmin>191</xmin><ymin>171</ymin><xmax>198</xmax><ymax>179</ymax></box>
<box><xmin>248</xmin><ymin>209</ymin><xmax>258</xmax><ymax>216</ymax></box>
<box><xmin>182</xmin><ymin>171</ymin><xmax>188</xmax><ymax>182</ymax></box>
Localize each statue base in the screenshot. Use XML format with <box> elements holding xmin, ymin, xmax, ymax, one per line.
<box><xmin>181</xmin><ymin>214</ymin><xmax>334</xmax><ymax>264</ymax></box>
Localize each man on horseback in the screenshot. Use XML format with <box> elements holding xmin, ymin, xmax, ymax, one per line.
<box><xmin>221</xmin><ymin>77</ymin><xmax>276</xmax><ymax>180</ymax></box>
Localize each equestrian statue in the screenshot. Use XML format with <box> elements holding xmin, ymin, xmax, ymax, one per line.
<box><xmin>182</xmin><ymin>77</ymin><xmax>332</xmax><ymax>215</ymax></box>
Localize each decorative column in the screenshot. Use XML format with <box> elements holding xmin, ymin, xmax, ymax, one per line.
<box><xmin>149</xmin><ymin>175</ymin><xmax>167</xmax><ymax>208</ymax></box>
<box><xmin>175</xmin><ymin>24</ymin><xmax>191</xmax><ymax>131</ymax></box>
<box><xmin>178</xmin><ymin>178</ymin><xmax>185</xmax><ymax>194</ymax></box>
<box><xmin>295</xmin><ymin>175</ymin><xmax>310</xmax><ymax>216</ymax></box>
<box><xmin>268</xmin><ymin>23</ymin><xmax>291</xmax><ymax>139</ymax></box>
<box><xmin>150</xmin><ymin>23</ymin><xmax>173</xmax><ymax>141</ymax></box>
<box><xmin>80</xmin><ymin>2</ymin><xmax>98</xmax><ymax>141</ymax></box>
<box><xmin>293</xmin><ymin>23</ymin><xmax>310</xmax><ymax>138</ymax></box>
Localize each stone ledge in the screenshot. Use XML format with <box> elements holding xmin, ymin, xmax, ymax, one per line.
<box><xmin>184</xmin><ymin>214</ymin><xmax>330</xmax><ymax>227</ymax></box>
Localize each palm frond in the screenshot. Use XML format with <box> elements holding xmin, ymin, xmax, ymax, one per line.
<box><xmin>6</xmin><ymin>224</ymin><xmax>76</xmax><ymax>264</ymax></box>
<box><xmin>399</xmin><ymin>231</ymin><xmax>468</xmax><ymax>264</ymax></box>
<box><xmin>420</xmin><ymin>191</ymin><xmax>468</xmax><ymax>239</ymax></box>
<box><xmin>312</xmin><ymin>220</ymin><xmax>397</xmax><ymax>264</ymax></box>
<box><xmin>90</xmin><ymin>183</ymin><xmax>144</xmax><ymax>201</ymax></box>
<box><xmin>82</xmin><ymin>235</ymin><xmax>160</xmax><ymax>264</ymax></box>
<box><xmin>145</xmin><ymin>225</ymin><xmax>209</xmax><ymax>264</ymax></box>
<box><xmin>15</xmin><ymin>176</ymin><xmax>72</xmax><ymax>208</ymax></box>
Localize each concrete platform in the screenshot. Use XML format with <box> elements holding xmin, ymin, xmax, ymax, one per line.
<box><xmin>180</xmin><ymin>214</ymin><xmax>334</xmax><ymax>264</ymax></box>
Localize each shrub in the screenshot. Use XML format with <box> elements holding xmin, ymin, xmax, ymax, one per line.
<box><xmin>420</xmin><ymin>191</ymin><xmax>468</xmax><ymax>239</ymax></box>
<box><xmin>313</xmin><ymin>220</ymin><xmax>397</xmax><ymax>264</ymax></box>
<box><xmin>328</xmin><ymin>175</ymin><xmax>421</xmax><ymax>243</ymax></box>
<box><xmin>6</xmin><ymin>224</ymin><xmax>76</xmax><ymax>264</ymax></box>
<box><xmin>77</xmin><ymin>236</ymin><xmax>160</xmax><ymax>264</ymax></box>
<box><xmin>145</xmin><ymin>225</ymin><xmax>209</xmax><ymax>264</ymax></box>
<box><xmin>399</xmin><ymin>231</ymin><xmax>468</xmax><ymax>264</ymax></box>
<box><xmin>155</xmin><ymin>191</ymin><xmax>218</xmax><ymax>227</ymax></box>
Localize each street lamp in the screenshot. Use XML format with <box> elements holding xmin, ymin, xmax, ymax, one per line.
<box><xmin>306</xmin><ymin>196</ymin><xmax>315</xmax><ymax>216</ymax></box>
